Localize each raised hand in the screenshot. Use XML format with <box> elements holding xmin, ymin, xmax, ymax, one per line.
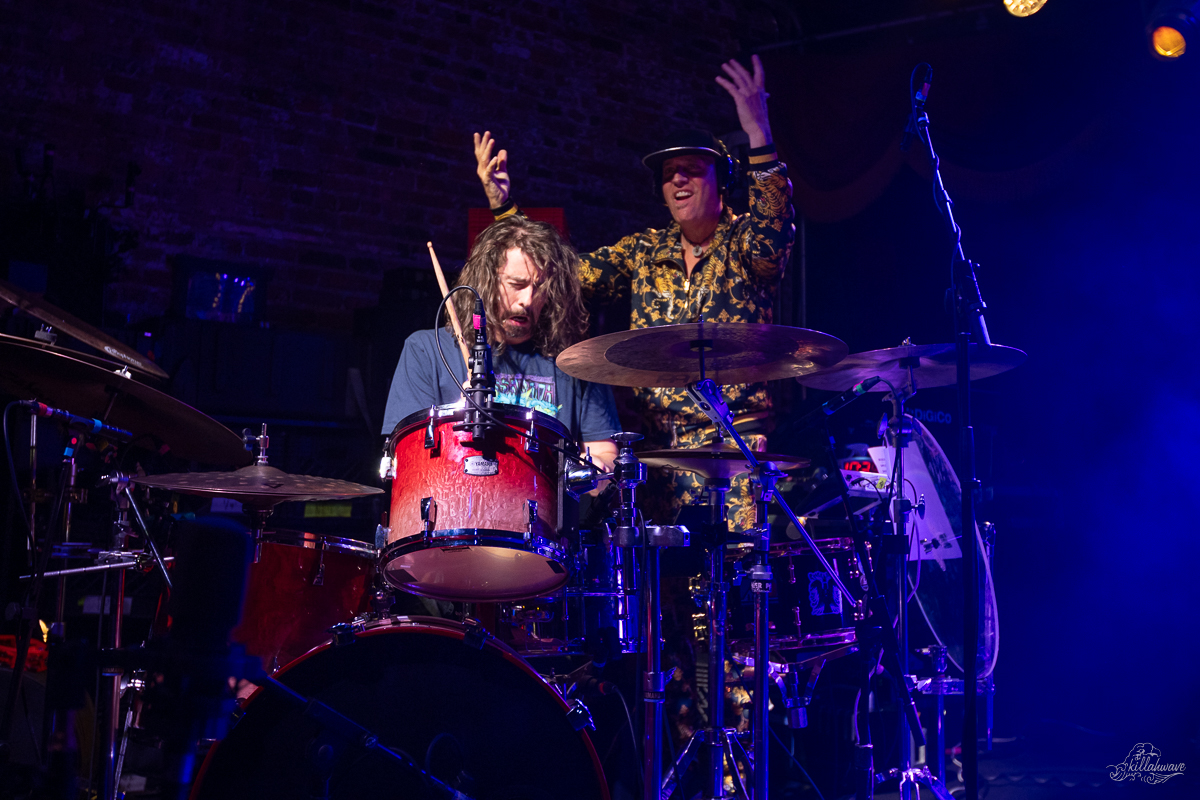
<box><xmin>473</xmin><ymin>130</ymin><xmax>510</xmax><ymax>210</ymax></box>
<box><xmin>714</xmin><ymin>55</ymin><xmax>771</xmax><ymax>149</ymax></box>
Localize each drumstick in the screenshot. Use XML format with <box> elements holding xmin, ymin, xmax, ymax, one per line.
<box><xmin>427</xmin><ymin>241</ymin><xmax>472</xmax><ymax>372</ymax></box>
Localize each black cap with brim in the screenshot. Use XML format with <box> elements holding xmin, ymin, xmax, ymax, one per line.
<box><xmin>642</xmin><ymin>129</ymin><xmax>726</xmax><ymax>178</ymax></box>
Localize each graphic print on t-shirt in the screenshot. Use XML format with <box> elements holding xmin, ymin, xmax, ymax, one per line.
<box><xmin>495</xmin><ymin>373</ymin><xmax>559</xmax><ymax>417</ymax></box>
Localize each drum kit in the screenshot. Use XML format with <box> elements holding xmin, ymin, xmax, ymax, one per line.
<box><xmin>0</xmin><ymin>277</ymin><xmax>1025</xmax><ymax>800</ymax></box>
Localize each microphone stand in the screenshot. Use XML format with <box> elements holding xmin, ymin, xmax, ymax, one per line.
<box><xmin>910</xmin><ymin>70</ymin><xmax>991</xmax><ymax>800</ymax></box>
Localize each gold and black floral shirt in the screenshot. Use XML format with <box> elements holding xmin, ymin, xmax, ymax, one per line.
<box><xmin>495</xmin><ymin>148</ymin><xmax>794</xmax><ymax>444</ymax></box>
<box><xmin>577</xmin><ymin>151</ymin><xmax>794</xmax><ymax>440</ymax></box>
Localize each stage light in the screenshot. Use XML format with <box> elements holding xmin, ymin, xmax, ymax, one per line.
<box><xmin>1147</xmin><ymin>1</ymin><xmax>1199</xmax><ymax>59</ymax></box>
<box><xmin>1004</xmin><ymin>0</ymin><xmax>1048</xmax><ymax>17</ymax></box>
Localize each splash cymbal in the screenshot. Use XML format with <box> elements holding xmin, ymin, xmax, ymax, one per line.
<box><xmin>133</xmin><ymin>465</ymin><xmax>383</xmax><ymax>508</ymax></box>
<box><xmin>0</xmin><ymin>277</ymin><xmax>169</xmax><ymax>380</ymax></box>
<box><xmin>557</xmin><ymin>322</ymin><xmax>848</xmax><ymax>388</ymax></box>
<box><xmin>638</xmin><ymin>441</ymin><xmax>810</xmax><ymax>481</ymax></box>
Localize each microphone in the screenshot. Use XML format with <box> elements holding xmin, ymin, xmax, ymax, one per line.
<box><xmin>465</xmin><ymin>296</ymin><xmax>495</xmax><ymax>441</ymax></box>
<box><xmin>820</xmin><ymin>375</ymin><xmax>882</xmax><ymax>416</ymax></box>
<box><xmin>469</xmin><ymin>297</ymin><xmax>494</xmax><ymax>391</ymax></box>
<box><xmin>900</xmin><ymin>64</ymin><xmax>932</xmax><ymax>153</ymax></box>
<box><xmin>21</xmin><ymin>401</ymin><xmax>132</xmax><ymax>442</ymax></box>
<box><xmin>794</xmin><ymin>376</ymin><xmax>883</xmax><ymax>431</ymax></box>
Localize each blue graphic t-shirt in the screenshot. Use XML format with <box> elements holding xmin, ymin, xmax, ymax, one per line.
<box><xmin>381</xmin><ymin>328</ymin><xmax>620</xmax><ymax>444</ymax></box>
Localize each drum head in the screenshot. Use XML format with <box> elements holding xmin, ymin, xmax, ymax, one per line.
<box><xmin>870</xmin><ymin>418</ymin><xmax>999</xmax><ymax>678</ymax></box>
<box><xmin>382</xmin><ymin>534</ymin><xmax>569</xmax><ymax>602</ymax></box>
<box><xmin>193</xmin><ymin>619</ymin><xmax>609</xmax><ymax>800</ymax></box>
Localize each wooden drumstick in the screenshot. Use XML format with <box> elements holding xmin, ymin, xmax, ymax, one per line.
<box><xmin>426</xmin><ymin>241</ymin><xmax>472</xmax><ymax>371</ymax></box>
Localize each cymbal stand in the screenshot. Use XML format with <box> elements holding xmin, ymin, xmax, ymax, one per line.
<box><xmin>662</xmin><ymin>475</ymin><xmax>740</xmax><ymax>799</ymax></box>
<box><xmin>93</xmin><ymin>475</ymin><xmax>173</xmax><ymax>800</ymax></box>
<box><xmin>687</xmin><ymin>381</ymin><xmax>860</xmax><ymax>799</ymax></box>
<box><xmin>606</xmin><ymin>432</ymin><xmax>689</xmax><ymax>800</ymax></box>
<box><xmin>882</xmin><ymin>371</ymin><xmax>921</xmax><ymax>800</ymax></box>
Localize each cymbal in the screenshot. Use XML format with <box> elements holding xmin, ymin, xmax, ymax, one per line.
<box><xmin>0</xmin><ymin>278</ymin><xmax>169</xmax><ymax>380</ymax></box>
<box><xmin>638</xmin><ymin>442</ymin><xmax>810</xmax><ymax>481</ymax></box>
<box><xmin>557</xmin><ymin>323</ymin><xmax>848</xmax><ymax>388</ymax></box>
<box><xmin>0</xmin><ymin>337</ymin><xmax>250</xmax><ymax>466</ymax></box>
<box><xmin>133</xmin><ymin>464</ymin><xmax>383</xmax><ymax>508</ymax></box>
<box><xmin>795</xmin><ymin>342</ymin><xmax>1026</xmax><ymax>393</ymax></box>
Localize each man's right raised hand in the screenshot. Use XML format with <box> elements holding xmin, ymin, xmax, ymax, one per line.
<box><xmin>473</xmin><ymin>131</ymin><xmax>510</xmax><ymax>210</ymax></box>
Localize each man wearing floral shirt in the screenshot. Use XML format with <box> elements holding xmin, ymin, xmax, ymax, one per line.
<box><xmin>474</xmin><ymin>55</ymin><xmax>794</xmax><ymax>531</ymax></box>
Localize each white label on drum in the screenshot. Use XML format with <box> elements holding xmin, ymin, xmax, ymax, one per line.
<box><xmin>464</xmin><ymin>455</ymin><xmax>499</xmax><ymax>476</ymax></box>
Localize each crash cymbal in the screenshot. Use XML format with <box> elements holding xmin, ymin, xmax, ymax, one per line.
<box><xmin>0</xmin><ymin>337</ymin><xmax>250</xmax><ymax>466</ymax></box>
<box><xmin>0</xmin><ymin>277</ymin><xmax>169</xmax><ymax>380</ymax></box>
<box><xmin>638</xmin><ymin>441</ymin><xmax>810</xmax><ymax>481</ymax></box>
<box><xmin>796</xmin><ymin>342</ymin><xmax>1026</xmax><ymax>393</ymax></box>
<box><xmin>557</xmin><ymin>323</ymin><xmax>848</xmax><ymax>388</ymax></box>
<box><xmin>133</xmin><ymin>464</ymin><xmax>383</xmax><ymax>508</ymax></box>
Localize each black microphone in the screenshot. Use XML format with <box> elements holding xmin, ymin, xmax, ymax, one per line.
<box><xmin>900</xmin><ymin>64</ymin><xmax>932</xmax><ymax>153</ymax></box>
<box><xmin>21</xmin><ymin>401</ymin><xmax>132</xmax><ymax>442</ymax></box>
<box><xmin>469</xmin><ymin>297</ymin><xmax>494</xmax><ymax>391</ymax></box>
<box><xmin>795</xmin><ymin>376</ymin><xmax>883</xmax><ymax>430</ymax></box>
<box><xmin>465</xmin><ymin>296</ymin><xmax>495</xmax><ymax>441</ymax></box>
<box><xmin>820</xmin><ymin>375</ymin><xmax>882</xmax><ymax>415</ymax></box>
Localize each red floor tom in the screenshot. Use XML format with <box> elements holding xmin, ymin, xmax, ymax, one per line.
<box><xmin>231</xmin><ymin>530</ymin><xmax>375</xmax><ymax>672</ymax></box>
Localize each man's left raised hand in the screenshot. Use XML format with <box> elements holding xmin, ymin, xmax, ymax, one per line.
<box><xmin>715</xmin><ymin>54</ymin><xmax>772</xmax><ymax>149</ymax></box>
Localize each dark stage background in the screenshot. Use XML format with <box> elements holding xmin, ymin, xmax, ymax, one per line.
<box><xmin>2</xmin><ymin>0</ymin><xmax>1198</xmax><ymax>796</ymax></box>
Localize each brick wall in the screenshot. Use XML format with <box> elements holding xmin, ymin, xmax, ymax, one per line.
<box><xmin>0</xmin><ymin>0</ymin><xmax>760</xmax><ymax>331</ymax></box>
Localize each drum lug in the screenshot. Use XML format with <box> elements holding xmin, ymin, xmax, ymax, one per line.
<box><xmin>524</xmin><ymin>413</ymin><xmax>538</xmax><ymax>453</ymax></box>
<box><xmin>378</xmin><ymin>455</ymin><xmax>394</xmax><ymax>482</ymax></box>
<box><xmin>421</xmin><ymin>497</ymin><xmax>436</xmax><ymax>533</ymax></box>
<box><xmin>329</xmin><ymin>622</ymin><xmax>356</xmax><ymax>647</ymax></box>
<box><xmin>424</xmin><ymin>406</ymin><xmax>438</xmax><ymax>450</ymax></box>
<box><xmin>312</xmin><ymin>539</ymin><xmax>326</xmax><ymax>586</ymax></box>
<box><xmin>565</xmin><ymin>699</ymin><xmax>595</xmax><ymax>732</ymax></box>
<box><xmin>525</xmin><ymin>500</ymin><xmax>538</xmax><ymax>541</ymax></box>
<box><xmin>462</xmin><ymin>618</ymin><xmax>492</xmax><ymax>650</ymax></box>
<box><xmin>375</xmin><ymin>524</ymin><xmax>391</xmax><ymax>549</ymax></box>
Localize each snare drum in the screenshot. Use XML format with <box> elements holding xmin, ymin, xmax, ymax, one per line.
<box><xmin>231</xmin><ymin>530</ymin><xmax>376</xmax><ymax>672</ymax></box>
<box><xmin>381</xmin><ymin>403</ymin><xmax>572</xmax><ymax>602</ymax></box>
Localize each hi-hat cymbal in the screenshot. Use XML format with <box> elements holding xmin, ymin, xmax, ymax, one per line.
<box><xmin>796</xmin><ymin>342</ymin><xmax>1026</xmax><ymax>393</ymax></box>
<box><xmin>0</xmin><ymin>337</ymin><xmax>250</xmax><ymax>466</ymax></box>
<box><xmin>0</xmin><ymin>278</ymin><xmax>169</xmax><ymax>380</ymax></box>
<box><xmin>557</xmin><ymin>323</ymin><xmax>848</xmax><ymax>388</ymax></box>
<box><xmin>638</xmin><ymin>442</ymin><xmax>810</xmax><ymax>481</ymax></box>
<box><xmin>133</xmin><ymin>464</ymin><xmax>383</xmax><ymax>508</ymax></box>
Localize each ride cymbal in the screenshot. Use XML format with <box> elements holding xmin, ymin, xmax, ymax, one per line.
<box><xmin>557</xmin><ymin>322</ymin><xmax>848</xmax><ymax>388</ymax></box>
<box><xmin>796</xmin><ymin>342</ymin><xmax>1026</xmax><ymax>393</ymax></box>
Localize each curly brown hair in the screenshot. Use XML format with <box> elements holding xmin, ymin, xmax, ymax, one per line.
<box><xmin>449</xmin><ymin>215</ymin><xmax>589</xmax><ymax>358</ymax></box>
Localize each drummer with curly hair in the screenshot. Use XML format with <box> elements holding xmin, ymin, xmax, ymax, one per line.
<box><xmin>382</xmin><ymin>215</ymin><xmax>620</xmax><ymax>471</ymax></box>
